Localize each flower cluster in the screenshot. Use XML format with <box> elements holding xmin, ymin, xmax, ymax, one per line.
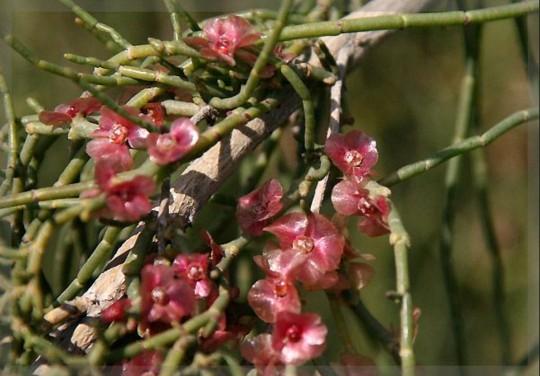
<box><xmin>326</xmin><ymin>130</ymin><xmax>391</xmax><ymax>237</ymax></box>
<box><xmin>41</xmin><ymin>96</ymin><xmax>200</xmax><ymax>222</ymax></box>
<box><xmin>101</xmin><ymin>234</ymin><xmax>246</xmax><ymax>373</ymax></box>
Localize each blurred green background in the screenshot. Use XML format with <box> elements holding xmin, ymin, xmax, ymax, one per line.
<box><xmin>0</xmin><ymin>0</ymin><xmax>538</xmax><ymax>373</ymax></box>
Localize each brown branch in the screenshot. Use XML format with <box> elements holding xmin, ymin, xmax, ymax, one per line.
<box><xmin>47</xmin><ymin>0</ymin><xmax>439</xmax><ymax>354</ymax></box>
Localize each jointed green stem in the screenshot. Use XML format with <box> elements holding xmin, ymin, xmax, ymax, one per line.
<box><xmin>56</xmin><ymin>227</ymin><xmax>123</xmax><ymax>303</ymax></box>
<box><xmin>278</xmin><ymin>1</ymin><xmax>539</xmax><ymax>41</ymax></box>
<box><xmin>379</xmin><ymin>108</ymin><xmax>539</xmax><ymax>186</ymax></box>
<box><xmin>117</xmin><ymin>65</ymin><xmax>196</xmax><ymax>92</ymax></box>
<box><xmin>387</xmin><ymin>203</ymin><xmax>415</xmax><ymax>376</ymax></box>
<box><xmin>0</xmin><ymin>70</ymin><xmax>19</xmax><ymax>197</ymax></box>
<box><xmin>163</xmin><ymin>0</ymin><xmax>183</xmax><ymax>41</ymax></box>
<box><xmin>280</xmin><ymin>64</ymin><xmax>316</xmax><ymax>154</ymax></box>
<box><xmin>161</xmin><ymin>100</ymin><xmax>201</xmax><ymax>117</ymax></box>
<box><xmin>209</xmin><ymin>0</ymin><xmax>294</xmax><ymax>110</ymax></box>
<box><xmin>57</xmin><ymin>0</ymin><xmax>130</xmax><ymax>50</ymax></box>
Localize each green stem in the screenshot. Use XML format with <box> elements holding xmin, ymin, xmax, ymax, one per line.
<box><xmin>117</xmin><ymin>65</ymin><xmax>196</xmax><ymax>92</ymax></box>
<box><xmin>387</xmin><ymin>203</ymin><xmax>415</xmax><ymax>376</ymax></box>
<box><xmin>379</xmin><ymin>108</ymin><xmax>539</xmax><ymax>186</ymax></box>
<box><xmin>0</xmin><ymin>70</ymin><xmax>19</xmax><ymax>197</ymax></box>
<box><xmin>159</xmin><ymin>336</ymin><xmax>196</xmax><ymax>376</ymax></box>
<box><xmin>278</xmin><ymin>1</ymin><xmax>539</xmax><ymax>41</ymax></box>
<box><xmin>56</xmin><ymin>226</ymin><xmax>123</xmax><ymax>303</ymax></box>
<box><xmin>161</xmin><ymin>100</ymin><xmax>201</xmax><ymax>117</ymax></box>
<box><xmin>0</xmin><ymin>182</ymin><xmax>93</xmax><ymax>210</ymax></box>
<box><xmin>57</xmin><ymin>0</ymin><xmax>130</xmax><ymax>50</ymax></box>
<box><xmin>280</xmin><ymin>64</ymin><xmax>316</xmax><ymax>154</ymax></box>
<box><xmin>163</xmin><ymin>0</ymin><xmax>183</xmax><ymax>41</ymax></box>
<box><xmin>209</xmin><ymin>0</ymin><xmax>294</xmax><ymax>109</ymax></box>
<box><xmin>210</xmin><ymin>236</ymin><xmax>250</xmax><ymax>279</ymax></box>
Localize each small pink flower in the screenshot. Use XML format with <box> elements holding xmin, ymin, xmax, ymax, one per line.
<box><xmin>141</xmin><ymin>264</ymin><xmax>195</xmax><ymax>325</ymax></box>
<box><xmin>122</xmin><ymin>350</ymin><xmax>163</xmax><ymax>376</ymax></box>
<box><xmin>325</xmin><ymin>130</ymin><xmax>378</xmax><ymax>178</ymax></box>
<box><xmin>248</xmin><ymin>277</ymin><xmax>301</xmax><ymax>323</ymax></box>
<box><xmin>172</xmin><ymin>253</ymin><xmax>214</xmax><ymax>298</ymax></box>
<box><xmin>241</xmin><ymin>334</ymin><xmax>282</xmax><ymax>375</ymax></box>
<box><xmin>86</xmin><ymin>138</ymin><xmax>133</xmax><ymax>171</ymax></box>
<box><xmin>236</xmin><ymin>179</ymin><xmax>284</xmax><ymax>236</ymax></box>
<box><xmin>39</xmin><ymin>96</ymin><xmax>101</xmax><ymax>126</ymax></box>
<box><xmin>146</xmin><ymin>118</ymin><xmax>199</xmax><ymax>165</ymax></box>
<box><xmin>331</xmin><ymin>178</ymin><xmax>390</xmax><ymax>237</ymax></box>
<box><xmin>140</xmin><ymin>103</ymin><xmax>165</xmax><ymax>127</ymax></box>
<box><xmin>96</xmin><ymin>165</ymin><xmax>155</xmax><ymax>222</ymax></box>
<box><xmin>272</xmin><ymin>311</ymin><xmax>327</xmax><ymax>365</ymax></box>
<box><xmin>185</xmin><ymin>16</ymin><xmax>261</xmax><ymax>66</ymax></box>
<box><xmin>264</xmin><ymin>213</ymin><xmax>345</xmax><ymax>286</ymax></box>
<box><xmin>93</xmin><ymin>106</ymin><xmax>149</xmax><ymax>149</ymax></box>
<box><xmin>101</xmin><ymin>298</ymin><xmax>131</xmax><ymax>323</ymax></box>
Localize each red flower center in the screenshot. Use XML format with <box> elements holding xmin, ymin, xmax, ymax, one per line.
<box><xmin>187</xmin><ymin>265</ymin><xmax>205</xmax><ymax>281</ymax></box>
<box><xmin>151</xmin><ymin>287</ymin><xmax>169</xmax><ymax>305</ymax></box>
<box><xmin>293</xmin><ymin>236</ymin><xmax>314</xmax><ymax>254</ymax></box>
<box><xmin>358</xmin><ymin>198</ymin><xmax>376</xmax><ymax>216</ymax></box>
<box><xmin>110</xmin><ymin>123</ymin><xmax>129</xmax><ymax>144</ymax></box>
<box><xmin>344</xmin><ymin>150</ymin><xmax>364</xmax><ymax>167</ymax></box>
<box><xmin>216</xmin><ymin>36</ymin><xmax>232</xmax><ymax>53</ymax></box>
<box><xmin>274</xmin><ymin>279</ymin><xmax>289</xmax><ymax>298</ymax></box>
<box><xmin>286</xmin><ymin>324</ymin><xmax>302</xmax><ymax>343</ymax></box>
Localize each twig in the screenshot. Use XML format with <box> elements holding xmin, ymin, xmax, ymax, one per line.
<box><xmin>379</xmin><ymin>108</ymin><xmax>539</xmax><ymax>186</ymax></box>
<box><xmin>387</xmin><ymin>203</ymin><xmax>415</xmax><ymax>376</ymax></box>
<box><xmin>278</xmin><ymin>1</ymin><xmax>539</xmax><ymax>41</ymax></box>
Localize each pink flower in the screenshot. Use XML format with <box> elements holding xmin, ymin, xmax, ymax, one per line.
<box><xmin>122</xmin><ymin>350</ymin><xmax>163</xmax><ymax>376</ymax></box>
<box><xmin>272</xmin><ymin>311</ymin><xmax>327</xmax><ymax>365</ymax></box>
<box><xmin>86</xmin><ymin>138</ymin><xmax>133</xmax><ymax>171</ymax></box>
<box><xmin>93</xmin><ymin>106</ymin><xmax>149</xmax><ymax>149</ymax></box>
<box><xmin>101</xmin><ymin>298</ymin><xmax>131</xmax><ymax>323</ymax></box>
<box><xmin>39</xmin><ymin>96</ymin><xmax>101</xmax><ymax>126</ymax></box>
<box><xmin>325</xmin><ymin>130</ymin><xmax>378</xmax><ymax>178</ymax></box>
<box><xmin>141</xmin><ymin>264</ymin><xmax>195</xmax><ymax>325</ymax></box>
<box><xmin>236</xmin><ymin>179</ymin><xmax>284</xmax><ymax>236</ymax></box>
<box><xmin>140</xmin><ymin>103</ymin><xmax>165</xmax><ymax>127</ymax></box>
<box><xmin>104</xmin><ymin>176</ymin><xmax>155</xmax><ymax>222</ymax></box>
<box><xmin>264</xmin><ymin>213</ymin><xmax>345</xmax><ymax>286</ymax></box>
<box><xmin>146</xmin><ymin>118</ymin><xmax>199</xmax><ymax>165</ymax></box>
<box><xmin>185</xmin><ymin>16</ymin><xmax>261</xmax><ymax>66</ymax></box>
<box><xmin>172</xmin><ymin>253</ymin><xmax>214</xmax><ymax>298</ymax></box>
<box><xmin>241</xmin><ymin>334</ymin><xmax>282</xmax><ymax>375</ymax></box>
<box><xmin>331</xmin><ymin>178</ymin><xmax>390</xmax><ymax>237</ymax></box>
<box><xmin>248</xmin><ymin>277</ymin><xmax>301</xmax><ymax>323</ymax></box>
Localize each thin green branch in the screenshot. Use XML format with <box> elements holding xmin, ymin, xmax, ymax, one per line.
<box><xmin>278</xmin><ymin>1</ymin><xmax>539</xmax><ymax>41</ymax></box>
<box><xmin>379</xmin><ymin>108</ymin><xmax>539</xmax><ymax>186</ymax></box>
<box><xmin>117</xmin><ymin>65</ymin><xmax>196</xmax><ymax>92</ymax></box>
<box><xmin>0</xmin><ymin>70</ymin><xmax>19</xmax><ymax>197</ymax></box>
<box><xmin>209</xmin><ymin>0</ymin><xmax>294</xmax><ymax>109</ymax></box>
<box><xmin>163</xmin><ymin>0</ymin><xmax>183</xmax><ymax>41</ymax></box>
<box><xmin>387</xmin><ymin>203</ymin><xmax>415</xmax><ymax>376</ymax></box>
<box><xmin>280</xmin><ymin>64</ymin><xmax>316</xmax><ymax>154</ymax></box>
<box><xmin>56</xmin><ymin>227</ymin><xmax>123</xmax><ymax>303</ymax></box>
<box><xmin>57</xmin><ymin>0</ymin><xmax>130</xmax><ymax>50</ymax></box>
